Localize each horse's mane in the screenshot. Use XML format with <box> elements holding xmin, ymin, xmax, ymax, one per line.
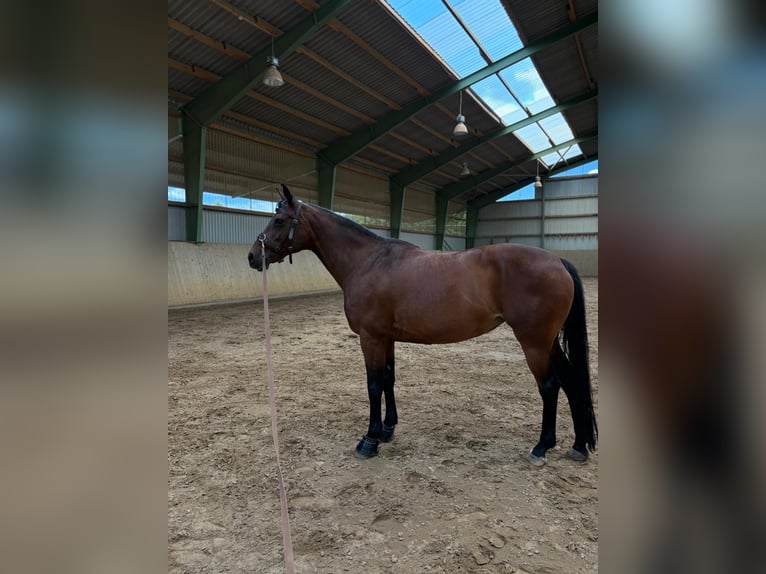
<box><xmin>308</xmin><ymin>203</ymin><xmax>417</xmax><ymax>247</ymax></box>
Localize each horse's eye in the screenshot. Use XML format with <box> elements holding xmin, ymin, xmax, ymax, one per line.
<box><xmin>274</xmin><ymin>218</ymin><xmax>285</xmax><ymax>225</ymax></box>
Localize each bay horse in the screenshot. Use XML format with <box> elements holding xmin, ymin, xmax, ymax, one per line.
<box><xmin>248</xmin><ymin>185</ymin><xmax>597</xmax><ymax>465</ymax></box>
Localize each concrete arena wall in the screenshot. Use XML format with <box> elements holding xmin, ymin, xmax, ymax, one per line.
<box><xmin>549</xmin><ymin>249</ymin><xmax>598</xmax><ymax>277</ymax></box>
<box><xmin>168</xmin><ymin>242</ymin><xmax>340</xmax><ymax>307</ymax></box>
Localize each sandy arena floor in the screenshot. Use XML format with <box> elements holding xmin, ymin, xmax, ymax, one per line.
<box><xmin>169</xmin><ymin>278</ymin><xmax>598</xmax><ymax>573</ymax></box>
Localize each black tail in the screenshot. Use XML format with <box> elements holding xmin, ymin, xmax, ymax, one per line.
<box><xmin>560</xmin><ymin>259</ymin><xmax>598</xmax><ymax>452</ymax></box>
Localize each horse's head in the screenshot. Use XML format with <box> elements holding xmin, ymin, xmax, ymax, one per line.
<box><xmin>248</xmin><ymin>185</ymin><xmax>307</xmax><ymax>271</ymax></box>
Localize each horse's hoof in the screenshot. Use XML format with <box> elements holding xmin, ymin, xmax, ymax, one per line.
<box><xmin>354</xmin><ymin>435</ymin><xmax>379</xmax><ymax>459</ymax></box>
<box><xmin>380</xmin><ymin>423</ymin><xmax>395</xmax><ymax>443</ymax></box>
<box><xmin>566</xmin><ymin>447</ymin><xmax>588</xmax><ymax>462</ymax></box>
<box><xmin>527</xmin><ymin>449</ymin><xmax>547</xmax><ymax>466</ymax></box>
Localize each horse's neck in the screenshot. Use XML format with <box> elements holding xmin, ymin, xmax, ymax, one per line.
<box><xmin>304</xmin><ymin>207</ymin><xmax>381</xmax><ymax>288</ymax></box>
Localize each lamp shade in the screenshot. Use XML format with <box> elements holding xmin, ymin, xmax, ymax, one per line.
<box><xmin>534</xmin><ymin>175</ymin><xmax>543</xmax><ymax>188</ymax></box>
<box><xmin>453</xmin><ymin>114</ymin><xmax>468</xmax><ymax>137</ymax></box>
<box><xmin>263</xmin><ymin>56</ymin><xmax>284</xmax><ymax>87</ymax></box>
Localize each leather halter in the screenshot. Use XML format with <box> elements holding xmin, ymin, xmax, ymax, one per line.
<box><xmin>257</xmin><ymin>201</ymin><xmax>303</xmax><ymax>265</ymax></box>
<box><xmin>286</xmin><ymin>201</ymin><xmax>303</xmax><ymax>263</ymax></box>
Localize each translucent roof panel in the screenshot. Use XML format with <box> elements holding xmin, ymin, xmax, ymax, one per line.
<box><xmin>386</xmin><ymin>0</ymin><xmax>445</xmax><ymax>28</ymax></box>
<box><xmin>513</xmin><ymin>124</ymin><xmax>551</xmax><ymax>153</ymax></box>
<box><xmin>540</xmin><ymin>145</ymin><xmax>583</xmax><ymax>167</ymax></box>
<box><xmin>563</xmin><ymin>145</ymin><xmax>582</xmax><ymax>160</ymax></box>
<box><xmin>382</xmin><ymin>0</ymin><xmax>583</xmax><ymax>169</ymax></box>
<box><xmin>537</xmin><ymin>114</ymin><xmax>576</xmax><ymax>144</ymax></box>
<box><xmin>387</xmin><ymin>0</ymin><xmax>486</xmax><ymax>77</ymax></box>
<box><xmin>470</xmin><ymin>76</ymin><xmax>526</xmax><ymax>125</ymax></box>
<box><xmin>450</xmin><ymin>0</ymin><xmax>524</xmax><ymax>60</ymax></box>
<box><xmin>498</xmin><ymin>60</ymin><xmax>556</xmax><ymax>114</ymax></box>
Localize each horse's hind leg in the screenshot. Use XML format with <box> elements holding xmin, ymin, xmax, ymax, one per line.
<box><xmin>559</xmin><ymin>364</ymin><xmax>590</xmax><ymax>461</ymax></box>
<box><xmin>528</xmin><ymin>350</ymin><xmax>564</xmax><ymax>465</ymax></box>
<box><xmin>513</xmin><ymin>328</ymin><xmax>563</xmax><ymax>466</ymax></box>
<box><xmin>529</xmin><ymin>356</ymin><xmax>565</xmax><ymax>465</ymax></box>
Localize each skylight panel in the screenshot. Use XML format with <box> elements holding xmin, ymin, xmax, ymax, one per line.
<box><xmin>541</xmin><ymin>152</ymin><xmax>563</xmax><ymax>166</ymax></box>
<box><xmin>563</xmin><ymin>145</ymin><xmax>582</xmax><ymax>159</ymax></box>
<box><xmin>537</xmin><ymin>114</ymin><xmax>576</xmax><ymax>144</ymax></box>
<box><xmin>383</xmin><ymin>1</ymin><xmax>585</xmax><ymax>166</ymax></box>
<box><xmin>386</xmin><ymin>0</ymin><xmax>444</xmax><ymax>28</ymax></box>
<box><xmin>470</xmin><ymin>76</ymin><xmax>526</xmax><ymax>125</ymax></box>
<box><xmin>499</xmin><ymin>59</ymin><xmax>555</xmax><ymax>114</ymax></box>
<box><xmin>451</xmin><ymin>0</ymin><xmax>523</xmax><ymax>60</ymax></box>
<box><xmin>513</xmin><ymin>123</ymin><xmax>551</xmax><ymax>153</ymax></box>
<box><xmin>418</xmin><ymin>10</ymin><xmax>485</xmax><ymax>76</ymax></box>
<box><xmin>387</xmin><ymin>0</ymin><xmax>485</xmax><ymax>77</ymax></box>
<box><xmin>540</xmin><ymin>145</ymin><xmax>582</xmax><ymax>168</ymax></box>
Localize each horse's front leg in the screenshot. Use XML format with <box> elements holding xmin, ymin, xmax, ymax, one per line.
<box><xmin>354</xmin><ymin>335</ymin><xmax>391</xmax><ymax>459</ymax></box>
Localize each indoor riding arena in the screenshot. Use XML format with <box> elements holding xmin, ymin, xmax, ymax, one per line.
<box><xmin>168</xmin><ymin>1</ymin><xmax>598</xmax><ymax>572</ymax></box>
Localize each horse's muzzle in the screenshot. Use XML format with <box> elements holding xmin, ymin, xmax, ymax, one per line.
<box><xmin>248</xmin><ymin>251</ymin><xmax>265</xmax><ymax>272</ymax></box>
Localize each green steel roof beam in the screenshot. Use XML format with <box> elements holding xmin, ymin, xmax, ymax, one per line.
<box><xmin>319</xmin><ymin>12</ymin><xmax>597</xmax><ymax>165</ymax></box>
<box><xmin>436</xmin><ymin>134</ymin><xmax>597</xmax><ymax>202</ymax></box>
<box><xmin>181</xmin><ymin>0</ymin><xmax>358</xmax><ymax>127</ymax></box>
<box><xmin>469</xmin><ymin>154</ymin><xmax>598</xmax><ymax>210</ymax></box>
<box><xmin>392</xmin><ymin>89</ymin><xmax>596</xmax><ymax>187</ymax></box>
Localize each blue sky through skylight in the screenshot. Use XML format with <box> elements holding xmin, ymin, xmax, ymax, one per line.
<box><xmin>383</xmin><ymin>0</ymin><xmax>582</xmax><ymax>168</ymax></box>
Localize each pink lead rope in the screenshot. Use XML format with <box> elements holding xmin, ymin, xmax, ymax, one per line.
<box><xmin>260</xmin><ymin>242</ymin><xmax>296</xmax><ymax>574</ymax></box>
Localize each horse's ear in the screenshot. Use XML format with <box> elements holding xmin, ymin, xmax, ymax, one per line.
<box><xmin>281</xmin><ymin>184</ymin><xmax>295</xmax><ymax>207</ymax></box>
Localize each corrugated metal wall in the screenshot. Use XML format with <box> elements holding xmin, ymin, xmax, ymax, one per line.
<box><xmin>202</xmin><ymin>210</ymin><xmax>271</xmax><ymax>244</ymax></box>
<box><xmin>399</xmin><ymin>231</ymin><xmax>435</xmax><ymax>250</ymax></box>
<box><xmin>334</xmin><ymin>167</ymin><xmax>390</xmax><ymax>227</ymax></box>
<box><xmin>446</xmin><ymin>199</ymin><xmax>467</xmax><ymax>237</ymax></box>
<box><xmin>205</xmin><ymin>128</ymin><xmax>317</xmax><ymax>202</ymax></box>
<box><xmin>476</xmin><ymin>176</ymin><xmax>597</xmax><ymax>251</ymax></box>
<box><xmin>168</xmin><ymin>207</ymin><xmax>271</xmax><ymax>245</ymax></box>
<box><xmin>536</xmin><ymin>175</ymin><xmax>596</xmax><ymax>199</ymax></box>
<box><xmin>403</xmin><ymin>187</ymin><xmax>436</xmax><ymax>233</ymax></box>
<box><xmin>168</xmin><ymin>136</ymin><xmax>184</xmax><ymax>189</ymax></box>
<box><xmin>442</xmin><ymin>236</ymin><xmax>466</xmax><ymax>251</ymax></box>
<box><xmin>168</xmin><ymin>205</ymin><xmax>185</xmax><ymax>241</ymax></box>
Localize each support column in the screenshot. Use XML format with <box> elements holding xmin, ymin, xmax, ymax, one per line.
<box><xmin>435</xmin><ymin>195</ymin><xmax>448</xmax><ymax>250</ymax></box>
<box><xmin>540</xmin><ymin>183</ymin><xmax>546</xmax><ymax>249</ymax></box>
<box><xmin>317</xmin><ymin>157</ymin><xmax>336</xmax><ymax>209</ymax></box>
<box><xmin>181</xmin><ymin>114</ymin><xmax>207</xmax><ymax>243</ymax></box>
<box><xmin>389</xmin><ymin>179</ymin><xmax>405</xmax><ymax>239</ymax></box>
<box><xmin>466</xmin><ymin>205</ymin><xmax>479</xmax><ymax>249</ymax></box>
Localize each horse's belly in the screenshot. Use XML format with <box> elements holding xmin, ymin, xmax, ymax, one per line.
<box><xmin>392</xmin><ymin>310</ymin><xmax>503</xmax><ymax>344</ymax></box>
